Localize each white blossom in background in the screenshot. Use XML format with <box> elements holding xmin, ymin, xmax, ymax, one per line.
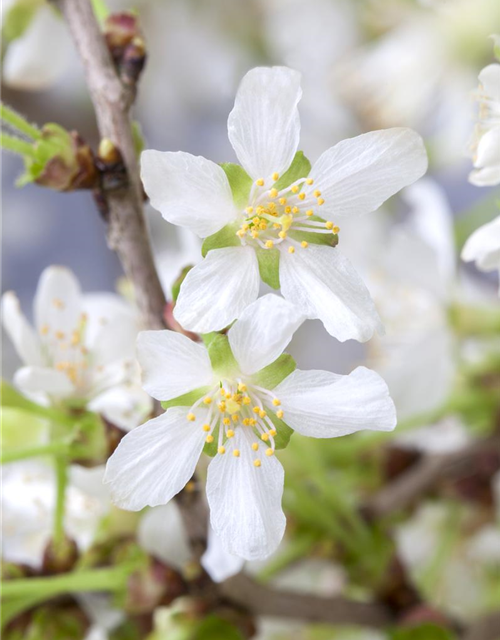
<box><xmin>1</xmin><ymin>461</ymin><xmax>109</xmax><ymax>569</ymax></box>
<box><xmin>462</xmin><ymin>215</ymin><xmax>500</xmax><ymax>293</ymax></box>
<box><xmin>141</xmin><ymin>66</ymin><xmax>427</xmax><ymax>341</ymax></box>
<box><xmin>2</xmin><ymin>1</ymin><xmax>72</xmax><ymax>91</ymax></box>
<box><xmin>105</xmin><ymin>294</ymin><xmax>396</xmax><ymax>561</ymax></box>
<box><xmin>1</xmin><ymin>266</ymin><xmax>152</xmax><ymax>429</ymax></box>
<box><xmin>468</xmin><ymin>45</ymin><xmax>500</xmax><ymax>186</ymax></box>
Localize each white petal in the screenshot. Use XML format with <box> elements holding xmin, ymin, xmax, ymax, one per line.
<box><xmin>279</xmin><ymin>245</ymin><xmax>383</xmax><ymax>342</ymax></box>
<box><xmin>137</xmin><ymin>330</ymin><xmax>213</xmax><ymax>401</ymax></box>
<box><xmin>88</xmin><ymin>384</ymin><xmax>153</xmax><ymax>432</ymax></box>
<box><xmin>104</xmin><ymin>407</ymin><xmax>207</xmax><ymax>511</ymax></box>
<box><xmin>308</xmin><ymin>128</ymin><xmax>427</xmax><ymax>219</ymax></box>
<box><xmin>478</xmin><ymin>63</ymin><xmax>500</xmax><ymax>101</ymax></box>
<box><xmin>474</xmin><ymin>128</ymin><xmax>500</xmax><ymax>169</ymax></box>
<box><xmin>138</xmin><ymin>503</ymin><xmax>192</xmax><ymax>570</ymax></box>
<box><xmin>140</xmin><ymin>150</ymin><xmax>237</xmax><ymax>237</ymax></box>
<box><xmin>461</xmin><ymin>215</ymin><xmax>500</xmax><ymax>272</ymax></box>
<box><xmin>227</xmin><ymin>66</ymin><xmax>302</xmax><ymax>180</ymax></box>
<box><xmin>201</xmin><ymin>526</ymin><xmax>245</xmax><ymax>582</ymax></box>
<box><xmin>1</xmin><ymin>292</ymin><xmax>44</xmax><ymax>366</ymax></box>
<box><xmin>33</xmin><ymin>266</ymin><xmax>82</xmax><ymax>336</ymax></box>
<box><xmin>3</xmin><ymin>6</ymin><xmax>70</xmax><ymax>90</ymax></box>
<box><xmin>228</xmin><ymin>294</ymin><xmax>304</xmax><ymax>375</ymax></box>
<box><xmin>174</xmin><ymin>246</ymin><xmax>260</xmax><ymax>333</ymax></box>
<box><xmin>469</xmin><ymin>165</ymin><xmax>500</xmax><ymax>187</ymax></box>
<box><xmin>206</xmin><ymin>429</ymin><xmax>286</xmax><ymax>561</ymax></box>
<box><xmin>274</xmin><ymin>366</ymin><xmax>396</xmax><ymax>438</ymax></box>
<box><xmin>14</xmin><ymin>366</ymin><xmax>75</xmax><ymax>398</ymax></box>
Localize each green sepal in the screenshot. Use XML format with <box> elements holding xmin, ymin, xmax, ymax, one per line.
<box><xmin>161</xmin><ymin>387</ymin><xmax>210</xmax><ymax>411</ymax></box>
<box><xmin>266</xmin><ymin>411</ymin><xmax>293</xmax><ymax>451</ymax></box>
<box><xmin>171</xmin><ymin>265</ymin><xmax>192</xmax><ymax>303</ymax></box>
<box><xmin>256</xmin><ymin>247</ymin><xmax>280</xmax><ymax>289</ymax></box>
<box><xmin>203</xmin><ymin>423</ymin><xmax>220</xmax><ymax>457</ymax></box>
<box><xmin>274</xmin><ymin>151</ymin><xmax>311</xmax><ymax>191</ymax></box>
<box><xmin>2</xmin><ymin>0</ymin><xmax>43</xmax><ymax>44</ymax></box>
<box><xmin>221</xmin><ymin>162</ymin><xmax>252</xmax><ymax>209</ymax></box>
<box><xmin>201</xmin><ymin>222</ymin><xmax>240</xmax><ymax>257</ymax></box>
<box><xmin>17</xmin><ymin>123</ymin><xmax>75</xmax><ymax>187</ymax></box>
<box><xmin>288</xmin><ymin>214</ymin><xmax>339</xmax><ymax>248</ymax></box>
<box><xmin>207</xmin><ymin>334</ymin><xmax>238</xmax><ymax>377</ymax></box>
<box><xmin>201</xmin><ymin>332</ymin><xmax>219</xmax><ymax>348</ymax></box>
<box><xmin>131</xmin><ymin>120</ymin><xmax>145</xmax><ymax>158</ymax></box>
<box><xmin>251</xmin><ymin>353</ymin><xmax>296</xmax><ymax>390</ymax></box>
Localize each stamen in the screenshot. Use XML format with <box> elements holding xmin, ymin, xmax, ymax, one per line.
<box><xmin>187</xmin><ymin>413</ymin><xmax>196</xmax><ymax>421</ymax></box>
<box><xmin>254</xmin><ymin>459</ymin><xmax>261</xmax><ymax>467</ymax></box>
<box><xmin>272</xmin><ymin>172</ymin><xmax>279</xmax><ymax>181</ymax></box>
<box><xmin>306</xmin><ymin>178</ymin><xmax>314</xmax><ymax>185</ymax></box>
<box><xmin>218</xmin><ymin>446</ymin><xmax>226</xmax><ymax>454</ymax></box>
<box><xmin>256</xmin><ymin>178</ymin><xmax>265</xmax><ymax>187</ymax></box>
<box><xmin>288</xmin><ymin>246</ymin><xmax>295</xmax><ymax>254</ymax></box>
<box><xmin>265</xmin><ymin>448</ymin><xmax>274</xmax><ymax>456</ymax></box>
<box><xmin>252</xmin><ymin>442</ymin><xmax>259</xmax><ymax>451</ymax></box>
<box><xmin>206</xmin><ymin>435</ymin><xmax>214</xmax><ymax>443</ymax></box>
<box><xmin>233</xmin><ymin>449</ymin><xmax>240</xmax><ymax>457</ymax></box>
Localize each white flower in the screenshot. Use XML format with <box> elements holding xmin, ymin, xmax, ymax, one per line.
<box><xmin>461</xmin><ymin>215</ymin><xmax>500</xmax><ymax>293</ymax></box>
<box><xmin>1</xmin><ymin>461</ymin><xmax>109</xmax><ymax>569</ymax></box>
<box><xmin>1</xmin><ymin>266</ymin><xmax>152</xmax><ymax>428</ymax></box>
<box><xmin>469</xmin><ymin>60</ymin><xmax>500</xmax><ymax>186</ymax></box>
<box><xmin>105</xmin><ymin>294</ymin><xmax>396</xmax><ymax>561</ymax></box>
<box><xmin>2</xmin><ymin>2</ymin><xmax>71</xmax><ymax>91</ymax></box>
<box><xmin>141</xmin><ymin>66</ymin><xmax>427</xmax><ymax>341</ymax></box>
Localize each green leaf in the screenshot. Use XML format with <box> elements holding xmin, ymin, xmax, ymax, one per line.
<box><xmin>274</xmin><ymin>151</ymin><xmax>311</xmax><ymax>191</ymax></box>
<box><xmin>2</xmin><ymin>0</ymin><xmax>43</xmax><ymax>44</ymax></box>
<box><xmin>256</xmin><ymin>247</ymin><xmax>280</xmax><ymax>289</ymax></box>
<box><xmin>91</xmin><ymin>0</ymin><xmax>110</xmax><ymax>23</ymax></box>
<box><xmin>267</xmin><ymin>411</ymin><xmax>293</xmax><ymax>450</ymax></box>
<box><xmin>201</xmin><ymin>222</ymin><xmax>240</xmax><ymax>257</ymax></box>
<box><xmin>161</xmin><ymin>387</ymin><xmax>210</xmax><ymax>411</ymax></box>
<box><xmin>2</xmin><ymin>407</ymin><xmax>49</xmax><ymax>453</ymax></box>
<box><xmin>220</xmin><ymin>163</ymin><xmax>252</xmax><ymax>209</ymax></box>
<box><xmin>390</xmin><ymin>624</ymin><xmax>456</xmax><ymax>640</ymax></box>
<box><xmin>207</xmin><ymin>334</ymin><xmax>238</xmax><ymax>377</ymax></box>
<box><xmin>251</xmin><ymin>353</ymin><xmax>296</xmax><ymax>390</ymax></box>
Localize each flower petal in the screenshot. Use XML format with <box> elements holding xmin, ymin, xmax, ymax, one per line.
<box><xmin>227</xmin><ymin>294</ymin><xmax>304</xmax><ymax>375</ymax></box>
<box><xmin>140</xmin><ymin>150</ymin><xmax>237</xmax><ymax>237</ymax></box>
<box><xmin>104</xmin><ymin>407</ymin><xmax>208</xmax><ymax>511</ymax></box>
<box><xmin>14</xmin><ymin>366</ymin><xmax>75</xmax><ymax>398</ymax></box>
<box><xmin>274</xmin><ymin>366</ymin><xmax>396</xmax><ymax>438</ymax></box>
<box><xmin>137</xmin><ymin>330</ymin><xmax>213</xmax><ymax>401</ymax></box>
<box><xmin>461</xmin><ymin>215</ymin><xmax>500</xmax><ymax>272</ymax></box>
<box><xmin>206</xmin><ymin>429</ymin><xmax>286</xmax><ymax>561</ymax></box>
<box><xmin>201</xmin><ymin>526</ymin><xmax>245</xmax><ymax>582</ymax></box>
<box><xmin>1</xmin><ymin>292</ymin><xmax>44</xmax><ymax>366</ymax></box>
<box><xmin>138</xmin><ymin>503</ymin><xmax>192</xmax><ymax>571</ymax></box>
<box><xmin>474</xmin><ymin>128</ymin><xmax>500</xmax><ymax>169</ymax></box>
<box><xmin>33</xmin><ymin>266</ymin><xmax>82</xmax><ymax>337</ymax></box>
<box><xmin>174</xmin><ymin>246</ymin><xmax>260</xmax><ymax>333</ymax></box>
<box><xmin>478</xmin><ymin>63</ymin><xmax>500</xmax><ymax>101</ymax></box>
<box><xmin>227</xmin><ymin>66</ymin><xmax>302</xmax><ymax>180</ymax></box>
<box><xmin>279</xmin><ymin>244</ymin><xmax>382</xmax><ymax>342</ymax></box>
<box><xmin>307</xmin><ymin>128</ymin><xmax>427</xmax><ymax>219</ymax></box>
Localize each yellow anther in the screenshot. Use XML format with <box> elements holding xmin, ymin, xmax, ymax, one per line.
<box><xmin>70</xmin><ymin>331</ymin><xmax>80</xmax><ymax>346</ymax></box>
<box><xmin>265</xmin><ymin>240</ymin><xmax>274</xmax><ymax>249</ymax></box>
<box><xmin>232</xmin><ymin>414</ymin><xmax>239</xmax><ymax>422</ymax></box>
<box><xmin>233</xmin><ymin>449</ymin><xmax>240</xmax><ymax>457</ymax></box>
<box><xmin>272</xmin><ymin>398</ymin><xmax>281</xmax><ymax>406</ymax></box>
<box><xmin>269</xmin><ymin>429</ymin><xmax>277</xmax><ymax>436</ymax></box>
<box><xmin>253</xmin><ymin>406</ymin><xmax>261</xmax><ymax>414</ymax></box>
<box><xmin>236</xmin><ymin>230</ymin><xmax>245</xmax><ymax>238</ymax></box>
<box><xmin>256</xmin><ymin>178</ymin><xmax>265</xmax><ymax>186</ymax></box>
<box><xmin>238</xmin><ymin>383</ymin><xmax>247</xmax><ymax>392</ymax></box>
<box><xmin>252</xmin><ymin>442</ymin><xmax>259</xmax><ymax>451</ymax></box>
<box><xmin>325</xmin><ymin>221</ymin><xmax>334</xmax><ymax>230</ymax></box>
<box><xmin>279</xmin><ymin>231</ymin><xmax>287</xmax><ymax>239</ymax></box>
<box><xmin>40</xmin><ymin>324</ymin><xmax>49</xmax><ymax>336</ymax></box>
<box><xmin>254</xmin><ymin>459</ymin><xmax>262</xmax><ymax>467</ymax></box>
<box><xmin>317</xmin><ymin>198</ymin><xmax>325</xmax><ymax>206</ymax></box>
<box><xmin>261</xmin><ymin>433</ymin><xmax>269</xmax><ymax>442</ymax></box>
<box><xmin>272</xmin><ymin>172</ymin><xmax>279</xmax><ymax>181</ymax></box>
<box><xmin>260</xmin><ymin>222</ymin><xmax>268</xmax><ymax>230</ymax></box>
<box><xmin>251</xmin><ymin>230</ymin><xmax>259</xmax><ymax>239</ymax></box>
<box><xmin>243</xmin><ymin>396</ymin><xmax>251</xmax><ymax>405</ymax></box>
<box><xmin>279</xmin><ymin>197</ymin><xmax>287</xmax><ymax>205</ymax></box>
<box><xmin>223</xmin><ymin>418</ymin><xmax>231</xmax><ymax>426</ymax></box>
<box><xmin>256</xmin><ymin>206</ymin><xmax>264</xmax><ymax>215</ymax></box>
<box><xmin>243</xmin><ymin>418</ymin><xmax>251</xmax><ymax>426</ymax></box>
<box><xmin>313</xmin><ymin>190</ymin><xmax>321</xmax><ymax>197</ymax></box>
<box><xmin>301</xmin><ymin>241</ymin><xmax>309</xmax><ymax>248</ymax></box>
<box><xmin>259</xmin><ymin>410</ymin><xmax>267</xmax><ymax>419</ymax></box>
<box><xmin>292</xmin><ymin>206</ymin><xmax>299</xmax><ymax>214</ymax></box>
<box><xmin>306</xmin><ymin>178</ymin><xmax>314</xmax><ymax>185</ymax></box>
<box><xmin>268</xmin><ymin>202</ymin><xmax>276</xmax><ymax>211</ymax></box>
<box><xmin>298</xmin><ymin>192</ymin><xmax>306</xmax><ymax>200</ymax></box>
<box><xmin>276</xmin><ymin>410</ymin><xmax>284</xmax><ymax>419</ymax></box>
<box><xmin>55</xmin><ymin>331</ymin><xmax>65</xmax><ymax>340</ymax></box>
<box><xmin>266</xmin><ymin>448</ymin><xmax>274</xmax><ymax>456</ymax></box>
<box><xmin>202</xmin><ymin>424</ymin><xmax>211</xmax><ymax>432</ymax></box>
<box><xmin>203</xmin><ymin>397</ymin><xmax>212</xmax><ymax>404</ymax></box>
<box><xmin>288</xmin><ymin>246</ymin><xmax>295</xmax><ymax>254</ymax></box>
<box><xmin>242</xmin><ymin>224</ymin><xmax>249</xmax><ymax>231</ymax></box>
<box><xmin>273</xmin><ymin>223</ymin><xmax>281</xmax><ymax>229</ymax></box>
<box><xmin>249</xmin><ymin>418</ymin><xmax>257</xmax><ymax>426</ymax></box>
<box><xmin>187</xmin><ymin>413</ymin><xmax>196</xmax><ymax>421</ymax></box>
<box><xmin>226</xmin><ymin>429</ymin><xmax>235</xmax><ymax>438</ymax></box>
<box><xmin>252</xmin><ymin>216</ymin><xmax>260</xmax><ymax>225</ymax></box>
<box><xmin>52</xmin><ymin>298</ymin><xmax>65</xmax><ymax>309</ymax></box>
<box><xmin>206</xmin><ymin>435</ymin><xmax>214</xmax><ymax>443</ymax></box>
<box><xmin>246</xmin><ymin>206</ymin><xmax>254</xmax><ymax>214</ymax></box>
<box><xmin>218</xmin><ymin>402</ymin><xmax>226</xmax><ymax>412</ymax></box>
<box><xmin>333</xmin><ymin>225</ymin><xmax>340</xmax><ymax>234</ymax></box>
<box><xmin>218</xmin><ymin>446</ymin><xmax>226</xmax><ymax>455</ymax></box>
<box><xmin>270</xmin><ymin>188</ymin><xmax>278</xmax><ymax>198</ymax></box>
<box><xmin>56</xmin><ymin>361</ymin><xmax>67</xmax><ymax>371</ymax></box>
<box><xmin>291</xmin><ymin>185</ymin><xmax>299</xmax><ymax>193</ymax></box>
<box><xmin>306</xmin><ymin>209</ymin><xmax>313</xmax><ymax>216</ymax></box>
<box><xmin>285</xmin><ymin>206</ymin><xmax>292</xmax><ymax>214</ymax></box>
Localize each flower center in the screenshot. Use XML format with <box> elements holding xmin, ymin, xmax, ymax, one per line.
<box><xmin>185</xmin><ymin>378</ymin><xmax>284</xmax><ymax>468</ymax></box>
<box><xmin>235</xmin><ymin>175</ymin><xmax>339</xmax><ymax>254</ymax></box>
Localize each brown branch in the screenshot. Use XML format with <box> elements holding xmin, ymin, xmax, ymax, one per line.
<box><xmin>220</xmin><ymin>574</ymin><xmax>394</xmax><ymax>629</ymax></box>
<box><xmin>364</xmin><ymin>436</ymin><xmax>500</xmax><ymax>519</ymax></box>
